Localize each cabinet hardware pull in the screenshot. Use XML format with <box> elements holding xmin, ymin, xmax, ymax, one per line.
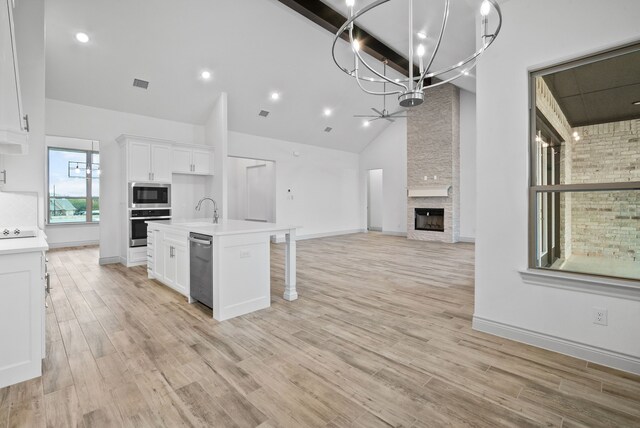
<box><xmin>23</xmin><ymin>115</ymin><xmax>29</xmax><ymax>132</ymax></box>
<box><xmin>0</xmin><ymin>170</ymin><xmax>6</xmax><ymax>185</ymax></box>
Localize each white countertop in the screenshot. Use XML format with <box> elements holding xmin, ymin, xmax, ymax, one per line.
<box><xmin>0</xmin><ymin>230</ymin><xmax>49</xmax><ymax>255</ymax></box>
<box><xmin>146</xmin><ymin>218</ymin><xmax>296</xmax><ymax>237</ymax></box>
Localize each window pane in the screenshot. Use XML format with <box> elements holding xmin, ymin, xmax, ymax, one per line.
<box><xmin>534</xmin><ymin>47</ymin><xmax>640</xmax><ymax>186</ymax></box>
<box><xmin>48</xmin><ymin>149</ymin><xmax>88</xmax><ymax>223</ymax></box>
<box><xmin>535</xmin><ymin>190</ymin><xmax>640</xmax><ymax>281</ymax></box>
<box><xmin>91</xmin><ymin>152</ymin><xmax>100</xmax><ymax>222</ymax></box>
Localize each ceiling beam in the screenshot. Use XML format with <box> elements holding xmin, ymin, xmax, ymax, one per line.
<box><xmin>277</xmin><ymin>0</ymin><xmax>426</xmax><ymax>83</ymax></box>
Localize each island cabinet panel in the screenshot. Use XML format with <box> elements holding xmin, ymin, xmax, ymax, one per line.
<box><xmin>0</xmin><ymin>251</ymin><xmax>45</xmax><ymax>389</ymax></box>
<box><xmin>214</xmin><ymin>232</ymin><xmax>271</xmax><ymax>321</ymax></box>
<box><xmin>150</xmin><ymin>231</ymin><xmax>189</xmax><ymax>298</ymax></box>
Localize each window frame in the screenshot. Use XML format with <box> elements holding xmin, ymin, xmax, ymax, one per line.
<box><xmin>528</xmin><ymin>42</ymin><xmax>640</xmax><ymax>281</ymax></box>
<box><xmin>47</xmin><ymin>146</ymin><xmax>100</xmax><ymax>226</ymax></box>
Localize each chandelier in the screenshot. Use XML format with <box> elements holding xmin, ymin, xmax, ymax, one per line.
<box><xmin>332</xmin><ymin>0</ymin><xmax>502</xmax><ymax>107</ymax></box>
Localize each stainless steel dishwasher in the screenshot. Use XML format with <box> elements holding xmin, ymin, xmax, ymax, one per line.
<box><xmin>189</xmin><ymin>233</ymin><xmax>213</xmax><ymax>308</ymax></box>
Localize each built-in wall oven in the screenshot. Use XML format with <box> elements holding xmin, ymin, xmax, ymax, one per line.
<box><xmin>129</xmin><ymin>209</ymin><xmax>171</xmax><ymax>247</ymax></box>
<box><xmin>129</xmin><ymin>182</ymin><xmax>171</xmax><ymax>208</ymax></box>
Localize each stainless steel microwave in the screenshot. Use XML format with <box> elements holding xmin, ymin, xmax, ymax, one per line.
<box><xmin>128</xmin><ymin>182</ymin><xmax>171</xmax><ymax>208</ymax></box>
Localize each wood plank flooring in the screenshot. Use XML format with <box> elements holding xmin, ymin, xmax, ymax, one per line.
<box><xmin>1</xmin><ymin>233</ymin><xmax>639</xmax><ymax>427</ymax></box>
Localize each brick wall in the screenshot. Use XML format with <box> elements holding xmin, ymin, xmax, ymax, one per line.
<box><xmin>569</xmin><ymin>119</ymin><xmax>640</xmax><ymax>260</ymax></box>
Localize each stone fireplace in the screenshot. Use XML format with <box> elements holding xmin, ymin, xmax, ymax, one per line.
<box><xmin>407</xmin><ymin>84</ymin><xmax>460</xmax><ymax>243</ymax></box>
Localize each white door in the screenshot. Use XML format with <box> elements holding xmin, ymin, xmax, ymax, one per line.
<box><xmin>128</xmin><ymin>141</ymin><xmax>151</xmax><ymax>182</ymax></box>
<box><xmin>246</xmin><ymin>164</ymin><xmax>269</xmax><ymax>222</ymax></box>
<box><xmin>151</xmin><ymin>144</ymin><xmax>172</xmax><ymax>182</ymax></box>
<box><xmin>367</xmin><ymin>169</ymin><xmax>383</xmax><ymax>231</ymax></box>
<box><xmin>172</xmin><ymin>147</ymin><xmax>192</xmax><ymax>174</ymax></box>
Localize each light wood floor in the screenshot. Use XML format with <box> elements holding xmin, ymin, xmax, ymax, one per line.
<box><xmin>1</xmin><ymin>233</ymin><xmax>639</xmax><ymax>427</ymax></box>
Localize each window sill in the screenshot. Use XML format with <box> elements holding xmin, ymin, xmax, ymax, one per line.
<box><xmin>519</xmin><ymin>269</ymin><xmax>640</xmax><ymax>301</ymax></box>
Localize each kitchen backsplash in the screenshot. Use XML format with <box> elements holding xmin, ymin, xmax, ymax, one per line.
<box><xmin>0</xmin><ymin>191</ymin><xmax>38</xmax><ymax>226</ymax></box>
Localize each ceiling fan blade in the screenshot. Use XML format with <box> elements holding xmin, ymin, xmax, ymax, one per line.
<box><xmin>383</xmin><ymin>117</ymin><xmax>395</xmax><ymax>122</ymax></box>
<box><xmin>388</xmin><ymin>110</ymin><xmax>407</xmax><ymax>117</ymax></box>
<box><xmin>353</xmin><ymin>115</ymin><xmax>378</xmax><ymax>118</ymax></box>
<box><xmin>371</xmin><ymin>108</ymin><xmax>384</xmax><ymax>116</ymax></box>
<box><xmin>369</xmin><ymin>117</ymin><xmax>381</xmax><ymax>122</ymax></box>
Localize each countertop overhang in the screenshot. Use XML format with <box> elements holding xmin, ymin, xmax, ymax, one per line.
<box><xmin>146</xmin><ymin>219</ymin><xmax>297</xmax><ymax>237</ymax></box>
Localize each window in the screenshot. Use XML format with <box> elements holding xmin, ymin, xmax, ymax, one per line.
<box><xmin>48</xmin><ymin>147</ymin><xmax>100</xmax><ymax>224</ymax></box>
<box><xmin>529</xmin><ymin>44</ymin><xmax>640</xmax><ymax>281</ymax></box>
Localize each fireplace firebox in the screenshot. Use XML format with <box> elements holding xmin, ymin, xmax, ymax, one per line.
<box><xmin>414</xmin><ymin>208</ymin><xmax>444</xmax><ymax>232</ymax></box>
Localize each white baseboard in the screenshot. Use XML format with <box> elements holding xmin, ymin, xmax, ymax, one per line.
<box><xmin>48</xmin><ymin>240</ymin><xmax>99</xmax><ymax>249</ymax></box>
<box><xmin>473</xmin><ymin>316</ymin><xmax>640</xmax><ymax>375</ymax></box>
<box><xmin>99</xmin><ymin>256</ymin><xmax>121</xmax><ymax>265</ymax></box>
<box><xmin>296</xmin><ymin>229</ymin><xmax>365</xmax><ymax>241</ymax></box>
<box><xmin>272</xmin><ymin>229</ymin><xmax>366</xmax><ymax>244</ymax></box>
<box><xmin>458</xmin><ymin>236</ymin><xmax>476</xmax><ymax>243</ymax></box>
<box><xmin>382</xmin><ymin>231</ymin><xmax>407</xmax><ymax>237</ymax></box>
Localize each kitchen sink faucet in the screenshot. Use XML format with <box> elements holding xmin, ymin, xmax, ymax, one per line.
<box><xmin>195</xmin><ymin>198</ymin><xmax>219</xmax><ymax>224</ymax></box>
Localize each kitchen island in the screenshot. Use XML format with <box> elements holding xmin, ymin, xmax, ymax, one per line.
<box><xmin>146</xmin><ymin>219</ymin><xmax>297</xmax><ymax>321</ymax></box>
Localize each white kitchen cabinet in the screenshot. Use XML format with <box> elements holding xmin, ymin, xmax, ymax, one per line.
<box><xmin>171</xmin><ymin>145</ymin><xmax>213</xmax><ymax>175</ymax></box>
<box><xmin>162</xmin><ymin>234</ymin><xmax>188</xmax><ymax>296</ymax></box>
<box><xmin>172</xmin><ymin>146</ymin><xmax>193</xmax><ymax>174</ymax></box>
<box><xmin>0</xmin><ymin>0</ymin><xmax>28</xmax><ymax>154</ymax></box>
<box><xmin>118</xmin><ymin>136</ymin><xmax>173</xmax><ymax>183</ymax></box>
<box><xmin>0</xmin><ymin>250</ymin><xmax>46</xmax><ymax>388</ymax></box>
<box><xmin>147</xmin><ymin>229</ymin><xmax>188</xmax><ymax>298</ymax></box>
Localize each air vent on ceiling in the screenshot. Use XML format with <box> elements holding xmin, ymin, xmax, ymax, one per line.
<box><xmin>258</xmin><ymin>110</ymin><xmax>270</xmax><ymax>117</ymax></box>
<box><xmin>133</xmin><ymin>78</ymin><xmax>149</xmax><ymax>89</ymax></box>
<box><xmin>324</xmin><ymin>127</ymin><xmax>333</xmax><ymax>133</ymax></box>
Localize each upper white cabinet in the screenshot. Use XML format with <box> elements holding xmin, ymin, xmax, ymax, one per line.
<box><xmin>118</xmin><ymin>136</ymin><xmax>173</xmax><ymax>183</ymax></box>
<box><xmin>0</xmin><ymin>0</ymin><xmax>28</xmax><ymax>154</ymax></box>
<box><xmin>172</xmin><ymin>145</ymin><xmax>213</xmax><ymax>175</ymax></box>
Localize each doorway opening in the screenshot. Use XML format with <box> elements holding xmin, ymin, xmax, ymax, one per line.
<box><xmin>367</xmin><ymin>169</ymin><xmax>383</xmax><ymax>232</ymax></box>
<box><xmin>227</xmin><ymin>157</ymin><xmax>276</xmax><ymax>223</ymax></box>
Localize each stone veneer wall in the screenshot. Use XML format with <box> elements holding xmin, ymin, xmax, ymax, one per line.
<box><xmin>407</xmin><ymin>84</ymin><xmax>460</xmax><ymax>243</ymax></box>
<box><xmin>569</xmin><ymin>119</ymin><xmax>640</xmax><ymax>261</ymax></box>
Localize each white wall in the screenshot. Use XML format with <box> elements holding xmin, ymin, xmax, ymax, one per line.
<box><xmin>0</xmin><ymin>0</ymin><xmax>45</xmax><ymax>228</ymax></box>
<box><xmin>228</xmin><ymin>131</ymin><xmax>361</xmax><ymax>238</ymax></box>
<box><xmin>228</xmin><ymin>157</ymin><xmax>275</xmax><ymax>223</ymax></box>
<box><xmin>45</xmin><ymin>99</ymin><xmax>206</xmax><ymax>261</ymax></box>
<box><xmin>459</xmin><ymin>90</ymin><xmax>477</xmax><ymax>241</ymax></box>
<box><xmin>205</xmin><ymin>93</ymin><xmax>228</xmax><ymax>219</ymax></box>
<box><xmin>359</xmin><ymin>119</ymin><xmax>408</xmax><ymax>234</ymax></box>
<box><xmin>474</xmin><ymin>0</ymin><xmax>640</xmax><ymax>372</ymax></box>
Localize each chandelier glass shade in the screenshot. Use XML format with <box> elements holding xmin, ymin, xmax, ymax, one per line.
<box><xmin>332</xmin><ymin>0</ymin><xmax>502</xmax><ymax>107</ymax></box>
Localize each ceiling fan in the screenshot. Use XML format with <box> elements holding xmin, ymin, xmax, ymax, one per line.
<box><xmin>354</xmin><ymin>60</ymin><xmax>407</xmax><ymax>123</ymax></box>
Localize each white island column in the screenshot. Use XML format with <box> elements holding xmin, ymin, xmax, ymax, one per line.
<box><xmin>284</xmin><ymin>229</ymin><xmax>298</xmax><ymax>301</ymax></box>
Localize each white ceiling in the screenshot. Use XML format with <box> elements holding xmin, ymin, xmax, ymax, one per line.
<box><xmin>45</xmin><ymin>0</ymin><xmax>486</xmax><ymax>153</ymax></box>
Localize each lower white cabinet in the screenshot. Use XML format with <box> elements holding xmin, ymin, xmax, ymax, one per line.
<box><xmin>0</xmin><ymin>251</ymin><xmax>45</xmax><ymax>388</ymax></box>
<box><xmin>148</xmin><ymin>229</ymin><xmax>189</xmax><ymax>297</ymax></box>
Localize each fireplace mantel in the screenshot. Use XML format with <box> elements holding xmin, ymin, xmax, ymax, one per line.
<box><xmin>408</xmin><ymin>185</ymin><xmax>451</xmax><ymax>198</ymax></box>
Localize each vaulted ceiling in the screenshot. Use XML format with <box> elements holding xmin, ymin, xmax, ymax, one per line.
<box><xmin>45</xmin><ymin>0</ymin><xmax>485</xmax><ymax>153</ymax></box>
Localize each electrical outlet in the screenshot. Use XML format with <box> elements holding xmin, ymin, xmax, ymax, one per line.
<box><xmin>593</xmin><ymin>307</ymin><xmax>608</xmax><ymax>326</ymax></box>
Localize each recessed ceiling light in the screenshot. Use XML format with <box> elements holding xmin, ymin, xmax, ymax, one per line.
<box><xmin>270</xmin><ymin>92</ymin><xmax>280</xmax><ymax>101</ymax></box>
<box><xmin>362</xmin><ymin>120</ymin><xmax>370</xmax><ymax>128</ymax></box>
<box><xmin>633</xmin><ymin>100</ymin><xmax>640</xmax><ymax>105</ymax></box>
<box><xmin>75</xmin><ymin>32</ymin><xmax>89</xmax><ymax>43</ymax></box>
<box><xmin>417</xmin><ymin>31</ymin><xmax>427</xmax><ymax>40</ymax></box>
<box><xmin>323</xmin><ymin>108</ymin><xmax>332</xmax><ymax>117</ymax></box>
<box><xmin>201</xmin><ymin>71</ymin><xmax>211</xmax><ymax>80</ymax></box>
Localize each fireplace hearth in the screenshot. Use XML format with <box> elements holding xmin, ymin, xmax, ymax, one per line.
<box><xmin>414</xmin><ymin>208</ymin><xmax>444</xmax><ymax>232</ymax></box>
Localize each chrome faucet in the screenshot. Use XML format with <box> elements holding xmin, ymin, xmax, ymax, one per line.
<box><xmin>195</xmin><ymin>197</ymin><xmax>219</xmax><ymax>224</ymax></box>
